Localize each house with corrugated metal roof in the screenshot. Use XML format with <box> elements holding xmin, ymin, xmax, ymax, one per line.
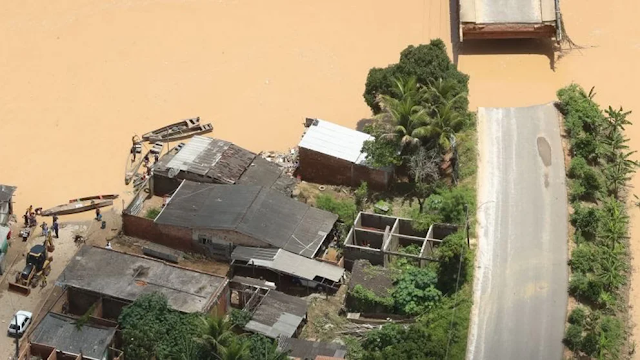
<box><xmin>297</xmin><ymin>118</ymin><xmax>393</xmax><ymax>190</ymax></box>
<box><xmin>123</xmin><ymin>180</ymin><xmax>339</xmax><ymax>260</ymax></box>
<box><xmin>230</xmin><ymin>246</ymin><xmax>345</xmax><ymax>291</ymax></box>
<box><xmin>152</xmin><ymin>136</ymin><xmax>295</xmax><ymax>197</ymax></box>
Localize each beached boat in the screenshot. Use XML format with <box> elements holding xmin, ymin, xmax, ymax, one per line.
<box><xmin>160</xmin><ymin>122</ymin><xmax>213</xmax><ymax>142</ymax></box>
<box><xmin>69</xmin><ymin>194</ymin><xmax>119</xmax><ymax>203</ymax></box>
<box><xmin>142</xmin><ymin>117</ymin><xmax>211</xmax><ymax>142</ymax></box>
<box><xmin>42</xmin><ymin>199</ymin><xmax>113</xmax><ymax>216</ymax></box>
<box><xmin>125</xmin><ymin>142</ymin><xmax>164</xmax><ymax>185</ymax></box>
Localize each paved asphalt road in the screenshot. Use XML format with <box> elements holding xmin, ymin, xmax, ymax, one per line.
<box><xmin>467</xmin><ymin>103</ymin><xmax>568</xmax><ymax>360</ymax></box>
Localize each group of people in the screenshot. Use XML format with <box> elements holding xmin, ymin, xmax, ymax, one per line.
<box><xmin>40</xmin><ymin>215</ymin><xmax>59</xmax><ymax>239</ymax></box>
<box><xmin>23</xmin><ymin>205</ymin><xmax>59</xmax><ymax>239</ymax></box>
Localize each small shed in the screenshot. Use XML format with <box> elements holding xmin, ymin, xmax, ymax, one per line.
<box><xmin>231</xmin><ymin>246</ymin><xmax>345</xmax><ymax>290</ymax></box>
<box><xmin>244</xmin><ymin>290</ymin><xmax>308</xmax><ymax>339</ymax></box>
<box><xmin>277</xmin><ymin>336</ymin><xmax>347</xmax><ymax>359</ymax></box>
<box><xmin>30</xmin><ymin>312</ymin><xmax>117</xmax><ymax>360</ymax></box>
<box><xmin>297</xmin><ymin>118</ymin><xmax>392</xmax><ymax>190</ymax></box>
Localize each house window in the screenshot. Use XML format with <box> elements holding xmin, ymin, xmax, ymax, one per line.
<box><xmin>198</xmin><ymin>234</ymin><xmax>212</xmax><ymax>245</ymax></box>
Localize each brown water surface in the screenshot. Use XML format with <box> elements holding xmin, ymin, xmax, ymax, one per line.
<box><xmin>3</xmin><ymin>0</ymin><xmax>640</xmax><ymax>352</ymax></box>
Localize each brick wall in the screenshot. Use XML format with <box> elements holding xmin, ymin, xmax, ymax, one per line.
<box><xmin>298</xmin><ymin>148</ymin><xmax>353</xmax><ymax>186</ymax></box>
<box><xmin>298</xmin><ymin>148</ymin><xmax>391</xmax><ymax>190</ymax></box>
<box><xmin>122</xmin><ymin>214</ymin><xmax>194</xmax><ymax>252</ymax></box>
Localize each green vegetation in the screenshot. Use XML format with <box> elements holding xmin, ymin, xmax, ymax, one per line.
<box><xmin>145</xmin><ymin>207</ymin><xmax>161</xmax><ymax>220</ymax></box>
<box><xmin>118</xmin><ymin>293</ymin><xmax>288</xmax><ymax>360</ymax></box>
<box><xmin>315</xmin><ymin>194</ymin><xmax>357</xmax><ymax>227</ymax></box>
<box><xmin>361</xmin><ymin>41</ymin><xmax>472</xmax><ymax>169</ymax></box>
<box><xmin>229</xmin><ymin>309</ymin><xmax>252</xmax><ymax>328</ymax></box>
<box><xmin>558</xmin><ymin>84</ymin><xmax>637</xmax><ymax>359</ymax></box>
<box><xmin>345</xmin><ymin>40</ymin><xmax>475</xmax><ymax>359</ymax></box>
<box><xmin>363</xmin><ymin>39</ymin><xmax>469</xmax><ymax>116</ymax></box>
<box><xmin>349</xmin><ymin>284</ymin><xmax>395</xmax><ymax>314</ymax></box>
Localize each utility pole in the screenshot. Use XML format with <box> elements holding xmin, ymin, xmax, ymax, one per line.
<box><xmin>465</xmin><ymin>204</ymin><xmax>470</xmax><ymax>248</ymax></box>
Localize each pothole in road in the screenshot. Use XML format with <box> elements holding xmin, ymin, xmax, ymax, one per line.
<box><xmin>537</xmin><ymin>136</ymin><xmax>552</xmax><ymax>167</ymax></box>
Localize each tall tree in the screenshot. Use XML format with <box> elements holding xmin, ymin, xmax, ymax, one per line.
<box><xmin>200</xmin><ymin>316</ymin><xmax>235</xmax><ymax>358</ymax></box>
<box><xmin>376</xmin><ymin>77</ymin><xmax>430</xmax><ymax>149</ymax></box>
<box><xmin>413</xmin><ymin>96</ymin><xmax>467</xmax><ymax>152</ymax></box>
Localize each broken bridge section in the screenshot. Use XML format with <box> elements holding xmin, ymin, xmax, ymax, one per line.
<box><xmin>468</xmin><ymin>103</ymin><xmax>568</xmax><ymax>360</ymax></box>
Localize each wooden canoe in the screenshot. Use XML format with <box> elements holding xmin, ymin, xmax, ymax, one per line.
<box><xmin>125</xmin><ymin>142</ymin><xmax>164</xmax><ymax>185</ymax></box>
<box><xmin>160</xmin><ymin>123</ymin><xmax>213</xmax><ymax>142</ymax></box>
<box><xmin>42</xmin><ymin>199</ymin><xmax>113</xmax><ymax>216</ymax></box>
<box><xmin>142</xmin><ymin>117</ymin><xmax>201</xmax><ymax>142</ymax></box>
<box><xmin>69</xmin><ymin>194</ymin><xmax>119</xmax><ymax>203</ymax></box>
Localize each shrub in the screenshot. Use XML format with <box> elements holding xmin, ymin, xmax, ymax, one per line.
<box><xmin>355</xmin><ymin>182</ymin><xmax>369</xmax><ymax>211</ymax></box>
<box><xmin>581</xmin><ymin>331</ymin><xmax>600</xmax><ymax>357</ymax></box>
<box><xmin>568</xmin><ymin>307</ymin><xmax>587</xmax><ymax>326</ymax></box>
<box><xmin>349</xmin><ymin>284</ymin><xmax>395</xmax><ymax>314</ymax></box>
<box><xmin>570</xmin><ymin>204</ymin><xmax>601</xmax><ymax>241</ymax></box>
<box><xmin>436</xmin><ymin>231</ymin><xmax>471</xmax><ymax>293</ymax></box>
<box><xmin>569</xmin><ymin>273</ymin><xmax>589</xmax><ymax>298</ymax></box>
<box><xmin>436</xmin><ymin>186</ymin><xmax>475</xmax><ymax>224</ymax></box>
<box><xmin>315</xmin><ymin>194</ymin><xmax>357</xmax><ymax>226</ymax></box>
<box><xmin>557</xmin><ymin>84</ymin><xmax>605</xmax><ymax>136</ymax></box>
<box><xmin>145</xmin><ymin>207</ymin><xmax>161</xmax><ymax>220</ymax></box>
<box><xmin>229</xmin><ymin>309</ymin><xmax>251</xmax><ymax>328</ymax></box>
<box><xmin>362</xmin><ymin>137</ymin><xmax>402</xmax><ymax>169</ymax></box>
<box><xmin>569</xmin><ymin>244</ymin><xmax>599</xmax><ymax>274</ymax></box>
<box><xmin>564</xmin><ymin>324</ymin><xmax>583</xmax><ymax>351</ymax></box>
<box><xmin>392</xmin><ymin>267</ymin><xmax>442</xmax><ymax>316</ymax></box>
<box><xmin>568</xmin><ymin>157</ymin><xmax>589</xmax><ymax>178</ymax></box>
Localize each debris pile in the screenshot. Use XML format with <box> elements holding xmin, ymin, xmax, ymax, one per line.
<box><xmin>260</xmin><ymin>147</ymin><xmax>298</xmax><ymax>176</ymax></box>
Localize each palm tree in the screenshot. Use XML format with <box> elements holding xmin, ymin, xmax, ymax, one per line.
<box><xmin>426</xmin><ymin>78</ymin><xmax>460</xmax><ymax>104</ymax></box>
<box><xmin>199</xmin><ymin>315</ymin><xmax>235</xmax><ymax>357</ymax></box>
<box><xmin>218</xmin><ymin>340</ymin><xmax>250</xmax><ymax>360</ymax></box>
<box><xmin>376</xmin><ymin>77</ymin><xmax>430</xmax><ymax>149</ymax></box>
<box><xmin>597</xmin><ymin>255</ymin><xmax>626</xmax><ymax>291</ymax></box>
<box><xmin>601</xmin><ymin>130</ymin><xmax>629</xmax><ymax>163</ymax></box>
<box><xmin>604</xmin><ymin>106</ymin><xmax>632</xmax><ymax>136</ymax></box>
<box><xmin>170</xmin><ymin>335</ymin><xmax>201</xmax><ymax>360</ymax></box>
<box><xmin>599</xmin><ymin>198</ymin><xmax>628</xmax><ymax>249</ymax></box>
<box><xmin>413</xmin><ymin>95</ymin><xmax>467</xmax><ymax>152</ymax></box>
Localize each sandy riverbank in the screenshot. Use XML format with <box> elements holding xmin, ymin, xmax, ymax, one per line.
<box><xmin>3</xmin><ymin>0</ymin><xmax>640</xmax><ymax>354</ymax></box>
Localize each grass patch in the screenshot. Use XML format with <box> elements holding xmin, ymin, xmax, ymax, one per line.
<box><xmin>145</xmin><ymin>207</ymin><xmax>161</xmax><ymax>220</ymax></box>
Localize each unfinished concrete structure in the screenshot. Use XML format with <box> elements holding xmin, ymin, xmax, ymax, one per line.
<box><xmin>297</xmin><ymin>118</ymin><xmax>393</xmax><ymax>190</ymax></box>
<box><xmin>56</xmin><ymin>246</ymin><xmax>230</xmax><ymax>316</ymax></box>
<box><xmin>342</xmin><ymin>212</ymin><xmax>458</xmax><ymax>270</ymax></box>
<box><xmin>459</xmin><ymin>0</ymin><xmax>561</xmax><ymax>40</ymax></box>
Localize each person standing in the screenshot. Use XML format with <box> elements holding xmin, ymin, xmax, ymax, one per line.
<box><xmin>95</xmin><ymin>207</ymin><xmax>102</xmax><ymax>221</ymax></box>
<box><xmin>154</xmin><ymin>153</ymin><xmax>159</xmax><ymax>163</ymax></box>
<box><xmin>41</xmin><ymin>222</ymin><xmax>48</xmax><ymax>238</ymax></box>
<box><xmin>52</xmin><ymin>219</ymin><xmax>59</xmax><ymax>238</ymax></box>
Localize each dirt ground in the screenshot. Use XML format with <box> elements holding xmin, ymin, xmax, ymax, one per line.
<box><xmin>0</xmin><ymin>218</ymin><xmax>91</xmax><ymax>359</ymax></box>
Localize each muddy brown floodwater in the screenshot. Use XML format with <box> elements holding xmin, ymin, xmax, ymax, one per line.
<box><xmin>2</xmin><ymin>0</ymin><xmax>640</xmax><ymax>354</ymax></box>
